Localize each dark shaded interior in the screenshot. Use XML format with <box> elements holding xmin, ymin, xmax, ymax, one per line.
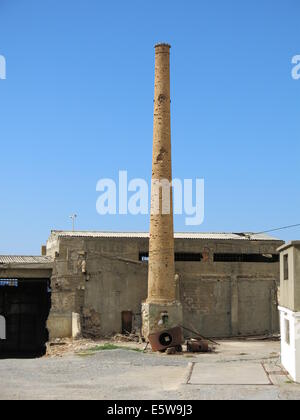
<box><xmin>139</xmin><ymin>252</ymin><xmax>203</xmax><ymax>262</ymax></box>
<box><xmin>214</xmin><ymin>253</ymin><xmax>280</xmax><ymax>263</ymax></box>
<box><xmin>0</xmin><ymin>279</ymin><xmax>51</xmax><ymax>358</ymax></box>
<box><xmin>122</xmin><ymin>311</ymin><xmax>133</xmax><ymax>334</ymax></box>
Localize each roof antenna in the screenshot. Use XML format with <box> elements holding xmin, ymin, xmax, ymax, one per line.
<box><xmin>70</xmin><ymin>214</ymin><xmax>77</xmax><ymax>232</ymax></box>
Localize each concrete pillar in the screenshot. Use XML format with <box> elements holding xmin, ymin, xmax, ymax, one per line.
<box><xmin>231</xmin><ymin>276</ymin><xmax>239</xmax><ymax>336</ymax></box>
<box><xmin>72</xmin><ymin>312</ymin><xmax>82</xmax><ymax>340</ymax></box>
<box><xmin>142</xmin><ymin>43</ymin><xmax>183</xmax><ymax>339</ymax></box>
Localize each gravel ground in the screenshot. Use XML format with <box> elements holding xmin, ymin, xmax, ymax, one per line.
<box><xmin>0</xmin><ymin>340</ymin><xmax>300</xmax><ymax>400</ymax></box>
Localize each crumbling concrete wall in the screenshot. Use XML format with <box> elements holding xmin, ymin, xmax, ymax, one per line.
<box><xmin>47</xmin><ymin>235</ymin><xmax>148</xmax><ymax>338</ymax></box>
<box><xmin>46</xmin><ymin>233</ymin><xmax>283</xmax><ymax>339</ymax></box>
<box><xmin>174</xmin><ymin>238</ymin><xmax>281</xmax><ymax>337</ymax></box>
<box><xmin>84</xmin><ymin>257</ymin><xmax>147</xmax><ymax>336</ymax></box>
<box><xmin>47</xmin><ymin>237</ymin><xmax>86</xmax><ymax>338</ymax></box>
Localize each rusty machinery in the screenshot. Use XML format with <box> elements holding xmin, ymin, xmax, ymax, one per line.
<box><xmin>148</xmin><ymin>326</ymin><xmax>216</xmax><ymax>353</ymax></box>
<box><xmin>148</xmin><ymin>327</ymin><xmax>183</xmax><ymax>352</ymax></box>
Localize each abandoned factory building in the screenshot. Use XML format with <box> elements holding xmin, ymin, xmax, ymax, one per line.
<box><xmin>46</xmin><ymin>231</ymin><xmax>283</xmax><ymax>339</ymax></box>
<box><xmin>0</xmin><ymin>230</ymin><xmax>284</xmax><ymax>354</ymax></box>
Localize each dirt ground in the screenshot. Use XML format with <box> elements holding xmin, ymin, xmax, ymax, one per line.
<box><xmin>0</xmin><ymin>338</ymin><xmax>300</xmax><ymax>400</ymax></box>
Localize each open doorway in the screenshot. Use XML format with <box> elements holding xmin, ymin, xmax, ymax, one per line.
<box><xmin>0</xmin><ymin>278</ymin><xmax>51</xmax><ymax>358</ymax></box>
<box><xmin>122</xmin><ymin>311</ymin><xmax>133</xmax><ymax>335</ymax></box>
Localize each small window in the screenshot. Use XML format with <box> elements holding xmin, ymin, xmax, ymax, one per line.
<box><xmin>139</xmin><ymin>252</ymin><xmax>203</xmax><ymax>262</ymax></box>
<box><xmin>284</xmin><ymin>254</ymin><xmax>289</xmax><ymax>280</ymax></box>
<box><xmin>175</xmin><ymin>253</ymin><xmax>202</xmax><ymax>262</ymax></box>
<box><xmin>214</xmin><ymin>253</ymin><xmax>279</xmax><ymax>263</ymax></box>
<box><xmin>285</xmin><ymin>318</ymin><xmax>290</xmax><ymax>345</ymax></box>
<box><xmin>139</xmin><ymin>253</ymin><xmax>149</xmax><ymax>262</ymax></box>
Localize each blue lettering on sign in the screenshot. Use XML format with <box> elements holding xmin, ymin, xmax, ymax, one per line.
<box><xmin>0</xmin><ymin>279</ymin><xmax>18</xmax><ymax>287</ymax></box>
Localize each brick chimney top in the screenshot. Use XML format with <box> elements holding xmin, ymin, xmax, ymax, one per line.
<box><xmin>155</xmin><ymin>43</ymin><xmax>171</xmax><ymax>49</ymax></box>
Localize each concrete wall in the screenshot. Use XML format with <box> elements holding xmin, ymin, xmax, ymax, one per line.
<box><xmin>294</xmin><ymin>246</ymin><xmax>300</xmax><ymax>311</ymax></box>
<box><xmin>280</xmin><ymin>247</ymin><xmax>295</xmax><ymax>311</ymax></box>
<box><xmin>47</xmin><ymin>233</ymin><xmax>283</xmax><ymax>339</ymax></box>
<box><xmin>0</xmin><ymin>265</ymin><xmax>52</xmax><ymax>280</ymax></box>
<box><xmin>174</xmin><ymin>238</ymin><xmax>280</xmax><ymax>337</ymax></box>
<box><xmin>279</xmin><ymin>307</ymin><xmax>300</xmax><ymax>383</ymax></box>
<box><xmin>279</xmin><ymin>243</ymin><xmax>300</xmax><ymax>312</ymax></box>
<box><xmin>47</xmin><ymin>313</ymin><xmax>72</xmax><ymax>340</ymax></box>
<box><xmin>278</xmin><ymin>242</ymin><xmax>300</xmax><ymax>382</ymax></box>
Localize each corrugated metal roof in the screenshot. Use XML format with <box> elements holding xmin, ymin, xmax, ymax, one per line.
<box><xmin>0</xmin><ymin>256</ymin><xmax>52</xmax><ymax>264</ymax></box>
<box><xmin>50</xmin><ymin>231</ymin><xmax>280</xmax><ymax>241</ymax></box>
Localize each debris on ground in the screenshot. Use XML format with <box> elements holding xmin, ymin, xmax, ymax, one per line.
<box><xmin>46</xmin><ymin>337</ymin><xmax>146</xmax><ymax>358</ymax></box>
<box><xmin>186</xmin><ymin>339</ymin><xmax>214</xmax><ymax>353</ymax></box>
<box><xmin>49</xmin><ymin>338</ymin><xmax>67</xmax><ymax>347</ymax></box>
<box><xmin>181</xmin><ymin>324</ymin><xmax>219</xmax><ymax>346</ymax></box>
<box><xmin>112</xmin><ymin>330</ymin><xmax>142</xmax><ymax>343</ymax></box>
<box><xmin>165</xmin><ymin>347</ymin><xmax>177</xmax><ymax>355</ymax></box>
<box><xmin>237</xmin><ymin>334</ymin><xmax>280</xmax><ymax>342</ymax></box>
<box><xmin>46</xmin><ymin>338</ymin><xmax>96</xmax><ymax>357</ymax></box>
<box><xmin>45</xmin><ymin>326</ymin><xmax>279</xmax><ymax>359</ymax></box>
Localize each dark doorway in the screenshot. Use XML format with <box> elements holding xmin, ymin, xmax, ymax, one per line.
<box><xmin>0</xmin><ymin>279</ymin><xmax>51</xmax><ymax>358</ymax></box>
<box><xmin>122</xmin><ymin>311</ymin><xmax>133</xmax><ymax>334</ymax></box>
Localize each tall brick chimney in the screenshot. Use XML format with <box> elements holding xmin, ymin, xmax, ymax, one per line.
<box><xmin>142</xmin><ymin>43</ymin><xmax>183</xmax><ymax>339</ymax></box>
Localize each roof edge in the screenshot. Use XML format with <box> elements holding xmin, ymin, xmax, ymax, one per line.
<box><xmin>49</xmin><ymin>230</ymin><xmax>282</xmax><ymax>241</ymax></box>
<box><xmin>277</xmin><ymin>241</ymin><xmax>300</xmax><ymax>253</ymax></box>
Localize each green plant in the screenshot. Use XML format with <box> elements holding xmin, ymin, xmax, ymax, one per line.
<box><xmin>76</xmin><ymin>343</ymin><xmax>143</xmax><ymax>356</ymax></box>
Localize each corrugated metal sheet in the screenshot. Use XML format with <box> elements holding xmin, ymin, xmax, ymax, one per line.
<box><xmin>50</xmin><ymin>230</ymin><xmax>280</xmax><ymax>241</ymax></box>
<box><xmin>0</xmin><ymin>256</ymin><xmax>52</xmax><ymax>264</ymax></box>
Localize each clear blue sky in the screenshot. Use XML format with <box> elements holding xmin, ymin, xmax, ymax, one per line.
<box><xmin>0</xmin><ymin>0</ymin><xmax>299</xmax><ymax>254</ymax></box>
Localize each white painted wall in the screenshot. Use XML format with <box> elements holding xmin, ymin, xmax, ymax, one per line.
<box><xmin>0</xmin><ymin>315</ymin><xmax>6</xmax><ymax>340</ymax></box>
<box><xmin>279</xmin><ymin>306</ymin><xmax>300</xmax><ymax>383</ymax></box>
